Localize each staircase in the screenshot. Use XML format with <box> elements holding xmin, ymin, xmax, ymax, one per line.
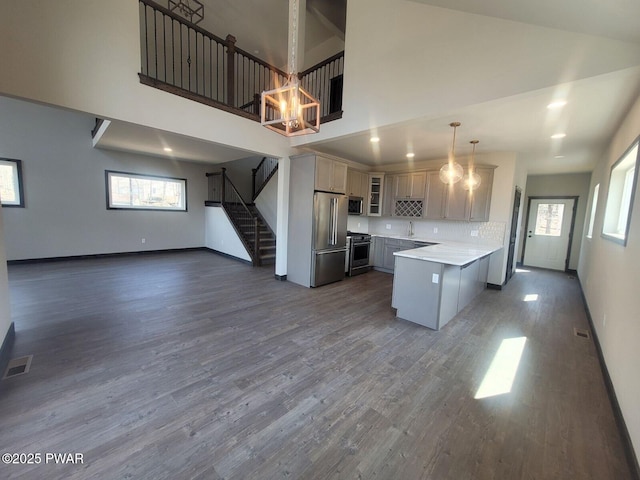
<box><xmin>206</xmin><ymin>159</ymin><xmax>278</xmax><ymax>267</ymax></box>
<box><xmin>225</xmin><ymin>203</ymin><xmax>276</xmax><ymax>265</ymax></box>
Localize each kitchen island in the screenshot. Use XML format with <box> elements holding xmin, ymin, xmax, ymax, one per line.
<box><xmin>391</xmin><ymin>241</ymin><xmax>502</xmax><ymax>330</ymax></box>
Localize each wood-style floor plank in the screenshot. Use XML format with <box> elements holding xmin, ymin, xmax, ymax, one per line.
<box><xmin>0</xmin><ymin>251</ymin><xmax>633</xmax><ymax>479</ymax></box>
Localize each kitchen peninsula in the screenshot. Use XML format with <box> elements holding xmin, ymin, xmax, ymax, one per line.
<box><xmin>391</xmin><ymin>241</ymin><xmax>502</xmax><ymax>330</ymax></box>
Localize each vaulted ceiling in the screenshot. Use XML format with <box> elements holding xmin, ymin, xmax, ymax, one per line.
<box><xmin>96</xmin><ymin>0</ymin><xmax>640</xmax><ymax>175</ymax></box>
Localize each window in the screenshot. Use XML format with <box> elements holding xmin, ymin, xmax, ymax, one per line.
<box><xmin>602</xmin><ymin>140</ymin><xmax>639</xmax><ymax>245</ymax></box>
<box><xmin>106</xmin><ymin>171</ymin><xmax>187</xmax><ymax>211</ymax></box>
<box><xmin>586</xmin><ymin>183</ymin><xmax>599</xmax><ymax>238</ymax></box>
<box><xmin>534</xmin><ymin>203</ymin><xmax>565</xmax><ymax>236</ymax></box>
<box><xmin>0</xmin><ymin>158</ymin><xmax>25</xmax><ymax>207</ymax></box>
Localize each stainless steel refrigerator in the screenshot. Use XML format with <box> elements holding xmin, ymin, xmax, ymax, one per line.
<box><xmin>311</xmin><ymin>191</ymin><xmax>348</xmax><ymax>287</ymax></box>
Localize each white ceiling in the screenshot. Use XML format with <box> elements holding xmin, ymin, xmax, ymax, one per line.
<box><xmin>96</xmin><ymin>0</ymin><xmax>640</xmax><ymax>175</ymax></box>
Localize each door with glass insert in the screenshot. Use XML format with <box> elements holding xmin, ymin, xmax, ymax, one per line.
<box><xmin>523</xmin><ymin>198</ymin><xmax>575</xmax><ymax>270</ymax></box>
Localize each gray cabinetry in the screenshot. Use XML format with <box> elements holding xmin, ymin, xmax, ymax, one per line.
<box><xmin>347</xmin><ymin>169</ymin><xmax>369</xmax><ymax>198</ymax></box>
<box><xmin>315</xmin><ymin>156</ymin><xmax>347</xmax><ymax>194</ymax></box>
<box><xmin>367</xmin><ymin>173</ymin><xmax>384</xmax><ymax>216</ymax></box>
<box><xmin>394</xmin><ymin>172</ymin><xmax>427</xmax><ymax>199</ymax></box>
<box><xmin>374</xmin><ymin>237</ymin><xmax>415</xmax><ymax>273</ymax></box>
<box><xmin>425</xmin><ymin>171</ymin><xmax>446</xmax><ymax>219</ymax></box>
<box><xmin>382</xmin><ymin>174</ymin><xmax>395</xmax><ymax>216</ymax></box>
<box><xmin>425</xmin><ymin>166</ymin><xmax>494</xmax><ymax>221</ymax></box>
<box><xmin>392</xmin><ymin>252</ymin><xmax>493</xmax><ymax>330</ymax></box>
<box><xmin>458</xmin><ymin>260</ymin><xmax>480</xmax><ymax>310</ymax></box>
<box><xmin>468</xmin><ymin>168</ymin><xmax>494</xmax><ymax>221</ymax></box>
<box><xmin>392</xmin><ymin>257</ymin><xmax>461</xmax><ymax>330</ymax></box>
<box><xmin>371</xmin><ymin>236</ymin><xmax>385</xmax><ymax>268</ymax></box>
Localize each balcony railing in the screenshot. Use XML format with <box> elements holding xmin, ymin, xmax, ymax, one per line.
<box><xmin>138</xmin><ymin>0</ymin><xmax>343</xmax><ymax>123</ymax></box>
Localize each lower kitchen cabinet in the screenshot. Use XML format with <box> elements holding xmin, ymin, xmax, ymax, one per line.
<box><xmin>373</xmin><ymin>237</ymin><xmax>415</xmax><ymax>273</ymax></box>
<box><xmin>392</xmin><ymin>253</ymin><xmax>493</xmax><ymax>330</ymax></box>
<box><xmin>371</xmin><ymin>236</ymin><xmax>385</xmax><ymax>268</ymax></box>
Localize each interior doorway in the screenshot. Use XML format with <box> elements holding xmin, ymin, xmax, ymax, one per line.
<box><xmin>522</xmin><ymin>196</ymin><xmax>577</xmax><ymax>271</ymax></box>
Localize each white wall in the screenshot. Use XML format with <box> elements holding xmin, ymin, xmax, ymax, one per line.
<box><xmin>295</xmin><ymin>0</ymin><xmax>640</xmax><ymax>145</ymax></box>
<box><xmin>578</xmin><ymin>94</ymin><xmax>640</xmax><ymax>460</ymax></box>
<box><xmin>255</xmin><ymin>170</ymin><xmax>279</xmax><ymax>233</ymax></box>
<box><xmin>0</xmin><ymin>96</ymin><xmax>213</xmax><ymax>260</ymax></box>
<box><xmin>0</xmin><ymin>205</ymin><xmax>12</xmax><ymax>350</ymax></box>
<box><xmin>204</xmin><ymin>207</ymin><xmax>251</xmax><ymax>262</ymax></box>
<box><xmin>523</xmin><ymin>173</ymin><xmax>592</xmax><ymax>270</ymax></box>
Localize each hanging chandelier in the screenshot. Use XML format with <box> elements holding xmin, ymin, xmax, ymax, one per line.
<box><xmin>439</xmin><ymin>122</ymin><xmax>464</xmax><ymax>184</ymax></box>
<box><xmin>261</xmin><ymin>0</ymin><xmax>320</xmax><ymax>136</ymax></box>
<box><xmin>168</xmin><ymin>0</ymin><xmax>204</xmax><ymax>25</ymax></box>
<box><xmin>463</xmin><ymin>140</ymin><xmax>482</xmax><ymax>191</ymax></box>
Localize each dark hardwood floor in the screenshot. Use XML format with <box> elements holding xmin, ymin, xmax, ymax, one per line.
<box><xmin>0</xmin><ymin>251</ymin><xmax>633</xmax><ymax>479</ymax></box>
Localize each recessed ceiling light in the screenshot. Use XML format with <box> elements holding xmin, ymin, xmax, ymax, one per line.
<box><xmin>163</xmin><ymin>147</ymin><xmax>173</xmax><ymax>152</ymax></box>
<box><xmin>406</xmin><ymin>153</ymin><xmax>415</xmax><ymax>158</ymax></box>
<box><xmin>370</xmin><ymin>137</ymin><xmax>380</xmax><ymax>143</ymax></box>
<box><xmin>550</xmin><ymin>133</ymin><xmax>566</xmax><ymax>139</ymax></box>
<box><xmin>547</xmin><ymin>100</ymin><xmax>567</xmax><ymax>109</ymax></box>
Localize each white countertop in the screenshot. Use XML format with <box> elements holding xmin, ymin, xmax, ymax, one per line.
<box><xmin>379</xmin><ymin>235</ymin><xmax>502</xmax><ymax>266</ymax></box>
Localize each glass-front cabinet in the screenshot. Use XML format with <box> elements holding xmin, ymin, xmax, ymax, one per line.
<box><xmin>368</xmin><ymin>173</ymin><xmax>384</xmax><ymax>216</ymax></box>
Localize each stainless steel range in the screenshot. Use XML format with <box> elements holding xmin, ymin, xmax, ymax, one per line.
<box><xmin>346</xmin><ymin>231</ymin><xmax>371</xmax><ymax>276</ymax></box>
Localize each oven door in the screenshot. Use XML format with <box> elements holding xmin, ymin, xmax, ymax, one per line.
<box><xmin>349</xmin><ymin>241</ymin><xmax>371</xmax><ymax>275</ymax></box>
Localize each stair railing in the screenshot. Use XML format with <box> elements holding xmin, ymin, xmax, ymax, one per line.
<box><xmin>252</xmin><ymin>157</ymin><xmax>279</xmax><ymax>201</ymax></box>
<box><xmin>206</xmin><ymin>168</ymin><xmax>260</xmax><ymax>265</ymax></box>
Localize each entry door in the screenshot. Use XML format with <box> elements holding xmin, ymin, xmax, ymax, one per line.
<box><xmin>523</xmin><ymin>198</ymin><xmax>575</xmax><ymax>271</ymax></box>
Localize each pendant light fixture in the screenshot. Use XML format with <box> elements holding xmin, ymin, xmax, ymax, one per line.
<box><xmin>463</xmin><ymin>140</ymin><xmax>482</xmax><ymax>191</ymax></box>
<box><xmin>261</xmin><ymin>0</ymin><xmax>320</xmax><ymax>136</ymax></box>
<box><xmin>439</xmin><ymin>122</ymin><xmax>464</xmax><ymax>185</ymax></box>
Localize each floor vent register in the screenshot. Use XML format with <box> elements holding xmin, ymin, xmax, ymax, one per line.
<box><xmin>573</xmin><ymin>327</ymin><xmax>590</xmax><ymax>339</ymax></box>
<box><xmin>2</xmin><ymin>355</ymin><xmax>33</xmax><ymax>380</ymax></box>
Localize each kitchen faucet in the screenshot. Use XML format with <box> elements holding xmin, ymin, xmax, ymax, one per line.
<box><xmin>408</xmin><ymin>221</ymin><xmax>414</xmax><ymax>237</ymax></box>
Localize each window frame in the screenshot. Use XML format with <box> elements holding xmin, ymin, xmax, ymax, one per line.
<box><xmin>601</xmin><ymin>138</ymin><xmax>639</xmax><ymax>246</ymax></box>
<box><xmin>586</xmin><ymin>183</ymin><xmax>599</xmax><ymax>239</ymax></box>
<box><xmin>105</xmin><ymin>170</ymin><xmax>188</xmax><ymax>212</ymax></box>
<box><xmin>0</xmin><ymin>158</ymin><xmax>25</xmax><ymax>208</ymax></box>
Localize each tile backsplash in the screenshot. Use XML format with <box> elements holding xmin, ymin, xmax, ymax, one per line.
<box><xmin>367</xmin><ymin>217</ymin><xmax>506</xmax><ymax>246</ymax></box>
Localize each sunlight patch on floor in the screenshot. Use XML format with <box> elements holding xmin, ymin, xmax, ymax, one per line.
<box><xmin>523</xmin><ymin>294</ymin><xmax>539</xmax><ymax>302</ymax></box>
<box><xmin>475</xmin><ymin>337</ymin><xmax>527</xmax><ymax>399</ymax></box>
<box><xmin>516</xmin><ymin>268</ymin><xmax>530</xmax><ymax>273</ymax></box>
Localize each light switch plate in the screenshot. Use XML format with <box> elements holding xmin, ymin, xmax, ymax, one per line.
<box><xmin>471</xmin><ymin>230</ymin><xmax>479</xmax><ymax>237</ymax></box>
<box><xmin>386</xmin><ymin>224</ymin><xmax>392</xmax><ymax>230</ymax></box>
<box><xmin>432</xmin><ymin>273</ymin><xmax>439</xmax><ymax>284</ymax></box>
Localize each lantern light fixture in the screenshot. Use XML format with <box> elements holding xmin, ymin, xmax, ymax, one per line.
<box><xmin>261</xmin><ymin>0</ymin><xmax>320</xmax><ymax>136</ymax></box>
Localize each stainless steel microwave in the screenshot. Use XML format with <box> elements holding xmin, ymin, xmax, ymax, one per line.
<box><xmin>348</xmin><ymin>196</ymin><xmax>364</xmax><ymax>215</ymax></box>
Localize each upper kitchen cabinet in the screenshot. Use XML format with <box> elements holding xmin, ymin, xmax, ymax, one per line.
<box><xmin>347</xmin><ymin>169</ymin><xmax>369</xmax><ymax>198</ymax></box>
<box><xmin>368</xmin><ymin>173</ymin><xmax>384</xmax><ymax>216</ymax></box>
<box><xmin>382</xmin><ymin>174</ymin><xmax>394</xmax><ymax>217</ymax></box>
<box><xmin>466</xmin><ymin>167</ymin><xmax>494</xmax><ymax>221</ymax></box>
<box><xmin>426</xmin><ymin>166</ymin><xmax>495</xmax><ymax>221</ymax></box>
<box><xmin>394</xmin><ymin>172</ymin><xmax>427</xmax><ymax>199</ymax></box>
<box><xmin>425</xmin><ymin>171</ymin><xmax>446</xmax><ymax>219</ymax></box>
<box><xmin>315</xmin><ymin>156</ymin><xmax>347</xmax><ymax>194</ymax></box>
<box><xmin>392</xmin><ymin>172</ymin><xmax>426</xmax><ymax>217</ymax></box>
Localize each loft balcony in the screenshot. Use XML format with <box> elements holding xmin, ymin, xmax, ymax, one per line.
<box><xmin>138</xmin><ymin>0</ymin><xmax>344</xmax><ymax>126</ymax></box>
